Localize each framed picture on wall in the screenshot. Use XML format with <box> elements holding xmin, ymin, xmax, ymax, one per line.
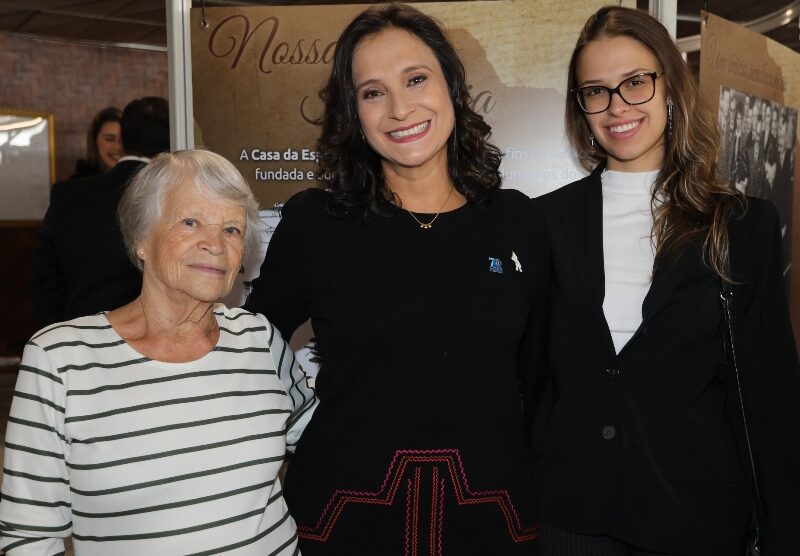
<box><xmin>0</xmin><ymin>109</ymin><xmax>55</xmax><ymax>223</ymax></box>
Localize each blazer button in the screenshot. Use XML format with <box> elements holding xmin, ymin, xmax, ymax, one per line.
<box><xmin>605</xmin><ymin>368</ymin><xmax>620</xmax><ymax>379</ymax></box>
<box><xmin>601</xmin><ymin>425</ymin><xmax>616</xmax><ymax>440</ymax></box>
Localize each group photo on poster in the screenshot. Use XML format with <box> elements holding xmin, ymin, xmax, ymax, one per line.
<box><xmin>717</xmin><ymin>86</ymin><xmax>796</xmax><ymax>278</ymax></box>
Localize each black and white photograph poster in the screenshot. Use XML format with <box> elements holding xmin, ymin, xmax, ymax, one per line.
<box><xmin>701</xmin><ymin>11</ymin><xmax>800</xmax><ymax>346</ymax></box>
<box><xmin>717</xmin><ymin>86</ymin><xmax>796</xmax><ymax>279</ymax></box>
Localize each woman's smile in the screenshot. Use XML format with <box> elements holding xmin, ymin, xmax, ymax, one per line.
<box><xmin>606</xmin><ymin>118</ymin><xmax>643</xmax><ymax>138</ymax></box>
<box><xmin>188</xmin><ymin>262</ymin><xmax>226</xmax><ymax>275</ymax></box>
<box><xmin>387</xmin><ymin>120</ymin><xmax>431</xmax><ymax>142</ymax></box>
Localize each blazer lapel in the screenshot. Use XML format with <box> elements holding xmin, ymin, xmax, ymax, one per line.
<box><xmin>558</xmin><ymin>165</ymin><xmax>707</xmax><ymax>351</ymax></box>
<box><xmin>643</xmin><ymin>204</ymin><xmax>745</xmax><ymax>323</ymax></box>
<box><xmin>560</xmin><ymin>164</ymin><xmax>617</xmax><ymax>358</ymax></box>
<box><xmin>641</xmin><ymin>237</ymin><xmax>697</xmax><ymax>324</ymax></box>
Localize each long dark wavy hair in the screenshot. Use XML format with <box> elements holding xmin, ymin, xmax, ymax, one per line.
<box><xmin>565</xmin><ymin>6</ymin><xmax>746</xmax><ymax>280</ymax></box>
<box><xmin>317</xmin><ymin>2</ymin><xmax>502</xmax><ymax>217</ymax></box>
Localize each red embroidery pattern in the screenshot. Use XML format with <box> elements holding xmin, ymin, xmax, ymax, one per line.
<box><xmin>405</xmin><ymin>475</ymin><xmax>413</xmax><ymax>555</ymax></box>
<box><xmin>297</xmin><ymin>449</ymin><xmax>538</xmax><ymax>545</ymax></box>
<box><xmin>404</xmin><ymin>466</ymin><xmax>445</xmax><ymax>556</ymax></box>
<box><xmin>437</xmin><ymin>470</ymin><xmax>445</xmax><ymax>555</ymax></box>
<box><xmin>410</xmin><ymin>467</ymin><xmax>422</xmax><ymax>556</ymax></box>
<box><xmin>429</xmin><ymin>466</ymin><xmax>442</xmax><ymax>556</ymax></box>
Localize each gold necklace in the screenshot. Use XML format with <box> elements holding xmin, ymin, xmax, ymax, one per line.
<box><xmin>405</xmin><ymin>186</ymin><xmax>455</xmax><ymax>229</ymax></box>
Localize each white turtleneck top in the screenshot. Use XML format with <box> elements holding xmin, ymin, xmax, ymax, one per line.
<box><xmin>601</xmin><ymin>169</ymin><xmax>659</xmax><ymax>354</ymax></box>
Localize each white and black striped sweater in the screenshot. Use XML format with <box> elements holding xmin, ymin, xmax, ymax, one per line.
<box><xmin>0</xmin><ymin>305</ymin><xmax>317</xmax><ymax>556</ymax></box>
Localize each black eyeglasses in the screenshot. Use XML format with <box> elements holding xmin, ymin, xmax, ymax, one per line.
<box><xmin>573</xmin><ymin>71</ymin><xmax>664</xmax><ymax>114</ymax></box>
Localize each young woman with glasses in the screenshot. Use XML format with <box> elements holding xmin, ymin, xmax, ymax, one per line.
<box><xmin>530</xmin><ymin>6</ymin><xmax>800</xmax><ymax>555</ymax></box>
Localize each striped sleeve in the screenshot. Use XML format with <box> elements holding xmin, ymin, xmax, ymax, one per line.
<box><xmin>268</xmin><ymin>323</ymin><xmax>317</xmax><ymax>451</ymax></box>
<box><xmin>0</xmin><ymin>342</ymin><xmax>71</xmax><ymax>555</ymax></box>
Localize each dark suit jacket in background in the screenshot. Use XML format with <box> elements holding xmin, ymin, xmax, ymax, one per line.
<box><xmin>530</xmin><ymin>165</ymin><xmax>800</xmax><ymax>555</ymax></box>
<box><xmin>743</xmin><ymin>133</ymin><xmax>765</xmax><ymax>195</ymax></box>
<box><xmin>718</xmin><ymin>124</ymin><xmax>735</xmax><ymax>181</ymax></box>
<box><xmin>31</xmin><ymin>160</ymin><xmax>145</xmax><ymax>326</ymax></box>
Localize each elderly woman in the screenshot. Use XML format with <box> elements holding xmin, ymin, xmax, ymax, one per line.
<box><xmin>0</xmin><ymin>150</ymin><xmax>316</xmax><ymax>555</ymax></box>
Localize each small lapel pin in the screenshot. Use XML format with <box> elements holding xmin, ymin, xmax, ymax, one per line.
<box><xmin>511</xmin><ymin>251</ymin><xmax>522</xmax><ymax>272</ymax></box>
<box><xmin>489</xmin><ymin>257</ymin><xmax>504</xmax><ymax>273</ymax></box>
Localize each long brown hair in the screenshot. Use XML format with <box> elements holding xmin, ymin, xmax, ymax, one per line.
<box><xmin>565</xmin><ymin>6</ymin><xmax>745</xmax><ymax>280</ymax></box>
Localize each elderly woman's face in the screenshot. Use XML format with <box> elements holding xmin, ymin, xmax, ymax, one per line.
<box><xmin>352</xmin><ymin>27</ymin><xmax>455</xmax><ymax>175</ymax></box>
<box><xmin>138</xmin><ymin>177</ymin><xmax>246</xmax><ymax>303</ymax></box>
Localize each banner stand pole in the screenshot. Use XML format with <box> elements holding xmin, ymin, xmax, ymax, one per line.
<box><xmin>166</xmin><ymin>0</ymin><xmax>195</xmax><ymax>151</ymax></box>
<box><xmin>650</xmin><ymin>0</ymin><xmax>678</xmax><ymax>40</ymax></box>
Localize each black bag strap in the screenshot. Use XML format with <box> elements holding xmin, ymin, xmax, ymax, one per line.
<box><xmin>720</xmin><ymin>253</ymin><xmax>762</xmax><ymax>552</ymax></box>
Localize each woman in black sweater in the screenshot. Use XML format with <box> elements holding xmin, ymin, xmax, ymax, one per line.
<box><xmin>245</xmin><ymin>3</ymin><xmax>547</xmax><ymax>554</ymax></box>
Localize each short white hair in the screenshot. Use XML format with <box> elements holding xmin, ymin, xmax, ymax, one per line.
<box><xmin>118</xmin><ymin>149</ymin><xmax>264</xmax><ymax>270</ymax></box>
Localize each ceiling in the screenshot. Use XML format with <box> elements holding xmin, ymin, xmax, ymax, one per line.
<box><xmin>0</xmin><ymin>1</ymin><xmax>167</xmax><ymax>48</ymax></box>
<box><xmin>0</xmin><ymin>0</ymin><xmax>798</xmax><ymax>54</ymax></box>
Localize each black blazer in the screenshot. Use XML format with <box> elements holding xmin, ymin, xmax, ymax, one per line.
<box><xmin>31</xmin><ymin>160</ymin><xmax>145</xmax><ymax>326</ymax></box>
<box><xmin>530</xmin><ymin>165</ymin><xmax>800</xmax><ymax>555</ymax></box>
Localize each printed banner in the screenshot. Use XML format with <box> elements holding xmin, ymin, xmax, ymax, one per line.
<box><xmin>191</xmin><ymin>0</ymin><xmax>634</xmax><ymax>208</ymax></box>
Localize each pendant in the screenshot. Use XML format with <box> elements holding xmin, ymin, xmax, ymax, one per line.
<box><xmin>420</xmin><ymin>223</ymin><xmax>432</xmax><ymax>229</ymax></box>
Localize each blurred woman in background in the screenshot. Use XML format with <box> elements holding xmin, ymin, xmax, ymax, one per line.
<box><xmin>70</xmin><ymin>106</ymin><xmax>122</xmax><ymax>178</ymax></box>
